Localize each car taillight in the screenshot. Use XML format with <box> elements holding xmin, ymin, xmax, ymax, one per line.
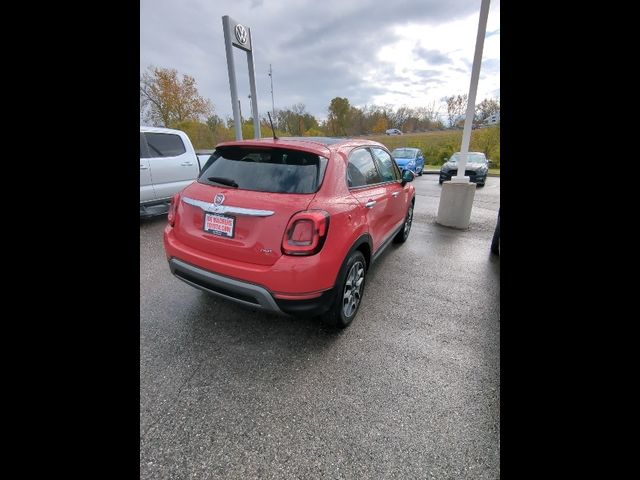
<box><xmin>167</xmin><ymin>193</ymin><xmax>181</xmax><ymax>226</ymax></box>
<box><xmin>282</xmin><ymin>210</ymin><xmax>330</xmax><ymax>256</ymax></box>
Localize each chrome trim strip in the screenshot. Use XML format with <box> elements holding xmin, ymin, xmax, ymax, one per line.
<box><xmin>182</xmin><ymin>196</ymin><xmax>275</xmax><ymax>217</ymax></box>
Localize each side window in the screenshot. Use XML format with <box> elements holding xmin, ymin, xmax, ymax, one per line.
<box><xmin>347</xmin><ymin>148</ymin><xmax>382</xmax><ymax>188</ymax></box>
<box><xmin>144</xmin><ymin>133</ymin><xmax>186</xmax><ymax>157</ymax></box>
<box><xmin>140</xmin><ymin>133</ymin><xmax>149</xmax><ymax>159</ymax></box>
<box><xmin>371</xmin><ymin>147</ymin><xmax>399</xmax><ymax>182</ymax></box>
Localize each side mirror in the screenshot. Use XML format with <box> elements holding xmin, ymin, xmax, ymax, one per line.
<box><xmin>401</xmin><ymin>169</ymin><xmax>415</xmax><ymax>185</ymax></box>
<box><xmin>443</xmin><ymin>157</ymin><xmax>448</xmax><ymax>162</ymax></box>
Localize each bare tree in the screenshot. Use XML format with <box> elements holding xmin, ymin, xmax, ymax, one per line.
<box><xmin>444</xmin><ymin>94</ymin><xmax>468</xmax><ymax>128</ymax></box>
<box><xmin>475</xmin><ymin>98</ymin><xmax>500</xmax><ymax>125</ymax></box>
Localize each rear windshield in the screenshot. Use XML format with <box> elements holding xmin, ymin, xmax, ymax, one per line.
<box><xmin>198</xmin><ymin>147</ymin><xmax>328</xmax><ymax>194</ymax></box>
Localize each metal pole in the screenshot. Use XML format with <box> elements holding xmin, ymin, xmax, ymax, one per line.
<box><xmin>222</xmin><ymin>16</ymin><xmax>242</xmax><ymax>140</ymax></box>
<box><xmin>247</xmin><ymin>47</ymin><xmax>261</xmax><ymax>139</ymax></box>
<box><xmin>452</xmin><ymin>0</ymin><xmax>490</xmax><ymax>182</ymax></box>
<box><xmin>269</xmin><ymin>64</ymin><xmax>275</xmax><ymax>119</ymax></box>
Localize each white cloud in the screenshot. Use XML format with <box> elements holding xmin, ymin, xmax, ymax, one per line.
<box><xmin>140</xmin><ymin>0</ymin><xmax>500</xmax><ymax>122</ymax></box>
<box><xmin>371</xmin><ymin>3</ymin><xmax>500</xmax><ymax>114</ymax></box>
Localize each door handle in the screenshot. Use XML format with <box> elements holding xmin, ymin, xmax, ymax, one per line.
<box><xmin>181</xmin><ymin>162</ymin><xmax>194</xmax><ymax>166</ymax></box>
<box><xmin>391</xmin><ymin>192</ymin><xmax>400</xmax><ymax>198</ymax></box>
<box><xmin>140</xmin><ymin>165</ymin><xmax>148</xmax><ymax>170</ymax></box>
<box><xmin>365</xmin><ymin>200</ymin><xmax>376</xmax><ymax>208</ymax></box>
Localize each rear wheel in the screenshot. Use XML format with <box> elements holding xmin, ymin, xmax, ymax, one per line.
<box><xmin>323</xmin><ymin>251</ymin><xmax>367</xmax><ymax>328</ymax></box>
<box><xmin>393</xmin><ymin>201</ymin><xmax>414</xmax><ymax>244</ymax></box>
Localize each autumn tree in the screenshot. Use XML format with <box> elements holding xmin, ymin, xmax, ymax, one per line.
<box><xmin>206</xmin><ymin>114</ymin><xmax>224</xmax><ymax>133</ymax></box>
<box><xmin>275</xmin><ymin>104</ymin><xmax>318</xmax><ymax>136</ymax></box>
<box><xmin>371</xmin><ymin>116</ymin><xmax>389</xmax><ymax>134</ymax></box>
<box><xmin>140</xmin><ymin>66</ymin><xmax>213</xmax><ymax>128</ymax></box>
<box><xmin>327</xmin><ymin>97</ymin><xmax>351</xmax><ymax>136</ymax></box>
<box><xmin>347</xmin><ymin>106</ymin><xmax>365</xmax><ymax>136</ymax></box>
<box><xmin>173</xmin><ymin>120</ymin><xmax>215</xmax><ymax>149</ymax></box>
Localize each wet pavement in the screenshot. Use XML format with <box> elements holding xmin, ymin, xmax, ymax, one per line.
<box><xmin>140</xmin><ymin>175</ymin><xmax>500</xmax><ymax>479</ymax></box>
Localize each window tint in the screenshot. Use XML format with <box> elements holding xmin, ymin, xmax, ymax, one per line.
<box><xmin>371</xmin><ymin>147</ymin><xmax>398</xmax><ymax>182</ymax></box>
<box><xmin>140</xmin><ymin>133</ymin><xmax>149</xmax><ymax>159</ymax></box>
<box><xmin>347</xmin><ymin>148</ymin><xmax>382</xmax><ymax>188</ymax></box>
<box><xmin>144</xmin><ymin>133</ymin><xmax>186</xmax><ymax>157</ymax></box>
<box><xmin>199</xmin><ymin>147</ymin><xmax>328</xmax><ymax>194</ymax></box>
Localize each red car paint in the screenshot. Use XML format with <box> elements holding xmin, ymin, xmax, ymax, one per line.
<box><xmin>163</xmin><ymin>137</ymin><xmax>415</xmax><ymax>316</ymax></box>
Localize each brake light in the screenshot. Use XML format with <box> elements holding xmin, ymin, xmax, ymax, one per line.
<box><xmin>282</xmin><ymin>210</ymin><xmax>330</xmax><ymax>256</ymax></box>
<box><xmin>167</xmin><ymin>193</ymin><xmax>181</xmax><ymax>226</ymax></box>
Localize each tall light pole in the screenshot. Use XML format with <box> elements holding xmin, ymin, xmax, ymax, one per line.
<box><xmin>436</xmin><ymin>0</ymin><xmax>491</xmax><ymax>229</ymax></box>
<box><xmin>268</xmin><ymin>64</ymin><xmax>275</xmax><ymax>119</ymax></box>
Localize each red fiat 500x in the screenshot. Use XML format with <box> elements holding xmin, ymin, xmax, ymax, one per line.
<box><xmin>164</xmin><ymin>137</ymin><xmax>415</xmax><ymax>327</ymax></box>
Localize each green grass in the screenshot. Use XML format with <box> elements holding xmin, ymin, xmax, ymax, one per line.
<box><xmin>361</xmin><ymin>127</ymin><xmax>500</xmax><ymax>168</ymax></box>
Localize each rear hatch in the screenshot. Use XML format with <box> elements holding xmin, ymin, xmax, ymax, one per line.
<box><xmin>174</xmin><ymin>145</ymin><xmax>328</xmax><ymax>266</ymax></box>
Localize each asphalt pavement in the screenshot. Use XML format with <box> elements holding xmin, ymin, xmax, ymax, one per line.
<box><xmin>140</xmin><ymin>174</ymin><xmax>500</xmax><ymax>479</ymax></box>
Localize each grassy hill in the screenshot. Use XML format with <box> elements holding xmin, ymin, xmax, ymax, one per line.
<box><xmin>361</xmin><ymin>127</ymin><xmax>500</xmax><ymax>169</ymax></box>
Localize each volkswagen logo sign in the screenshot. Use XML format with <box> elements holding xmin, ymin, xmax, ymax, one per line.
<box><xmin>234</xmin><ymin>24</ymin><xmax>248</xmax><ymax>45</ymax></box>
<box><xmin>214</xmin><ymin>194</ymin><xmax>225</xmax><ymax>206</ymax></box>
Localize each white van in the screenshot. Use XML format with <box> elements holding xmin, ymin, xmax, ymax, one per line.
<box><xmin>140</xmin><ymin>126</ymin><xmax>201</xmax><ymax>216</ymax></box>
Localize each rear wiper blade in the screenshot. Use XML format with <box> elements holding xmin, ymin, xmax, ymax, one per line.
<box><xmin>207</xmin><ymin>176</ymin><xmax>238</xmax><ymax>188</ymax></box>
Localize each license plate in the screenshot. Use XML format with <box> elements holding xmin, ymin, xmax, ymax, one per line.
<box><xmin>204</xmin><ymin>213</ymin><xmax>235</xmax><ymax>238</ymax></box>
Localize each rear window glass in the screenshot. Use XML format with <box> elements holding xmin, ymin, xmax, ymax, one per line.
<box><xmin>144</xmin><ymin>133</ymin><xmax>186</xmax><ymax>157</ymax></box>
<box><xmin>198</xmin><ymin>147</ymin><xmax>328</xmax><ymax>194</ymax></box>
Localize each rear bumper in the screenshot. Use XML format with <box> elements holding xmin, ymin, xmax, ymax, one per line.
<box><xmin>168</xmin><ymin>257</ymin><xmax>335</xmax><ymax>316</ymax></box>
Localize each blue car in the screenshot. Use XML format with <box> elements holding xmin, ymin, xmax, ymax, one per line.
<box><xmin>390</xmin><ymin>147</ymin><xmax>425</xmax><ymax>176</ymax></box>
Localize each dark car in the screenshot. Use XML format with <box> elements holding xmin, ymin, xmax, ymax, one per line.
<box><xmin>439</xmin><ymin>152</ymin><xmax>489</xmax><ymax>186</ymax></box>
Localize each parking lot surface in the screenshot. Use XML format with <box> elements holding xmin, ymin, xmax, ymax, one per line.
<box><xmin>141</xmin><ymin>175</ymin><xmax>500</xmax><ymax>479</ymax></box>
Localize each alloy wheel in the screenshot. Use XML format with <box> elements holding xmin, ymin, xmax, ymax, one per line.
<box><xmin>342</xmin><ymin>261</ymin><xmax>365</xmax><ymax>318</ymax></box>
<box><xmin>403</xmin><ymin>205</ymin><xmax>413</xmax><ymax>239</ymax></box>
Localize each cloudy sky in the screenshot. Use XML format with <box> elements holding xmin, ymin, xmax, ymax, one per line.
<box><xmin>140</xmin><ymin>0</ymin><xmax>500</xmax><ymax>123</ymax></box>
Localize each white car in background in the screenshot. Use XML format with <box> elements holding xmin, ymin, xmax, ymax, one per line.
<box><xmin>140</xmin><ymin>126</ymin><xmax>203</xmax><ymax>217</ymax></box>
<box><xmin>385</xmin><ymin>128</ymin><xmax>403</xmax><ymax>136</ymax></box>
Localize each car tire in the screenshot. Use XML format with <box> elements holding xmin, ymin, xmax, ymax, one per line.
<box><xmin>439</xmin><ymin>179</ymin><xmax>443</xmax><ymax>185</ymax></box>
<box><xmin>393</xmin><ymin>201</ymin><xmax>414</xmax><ymax>244</ymax></box>
<box><xmin>322</xmin><ymin>250</ymin><xmax>367</xmax><ymax>328</ymax></box>
<box><xmin>490</xmin><ymin>210</ymin><xmax>500</xmax><ymax>255</ymax></box>
<box><xmin>417</xmin><ymin>167</ymin><xmax>423</xmax><ymax>176</ymax></box>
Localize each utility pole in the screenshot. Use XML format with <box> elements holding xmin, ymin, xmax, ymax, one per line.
<box><xmin>436</xmin><ymin>0</ymin><xmax>491</xmax><ymax>229</ymax></box>
<box><xmin>268</xmin><ymin>64</ymin><xmax>275</xmax><ymax>119</ymax></box>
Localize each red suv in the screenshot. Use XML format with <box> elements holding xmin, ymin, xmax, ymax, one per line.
<box><xmin>164</xmin><ymin>137</ymin><xmax>415</xmax><ymax>327</ymax></box>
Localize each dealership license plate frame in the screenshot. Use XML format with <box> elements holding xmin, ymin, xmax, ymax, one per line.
<box><xmin>203</xmin><ymin>212</ymin><xmax>236</xmax><ymax>239</ymax></box>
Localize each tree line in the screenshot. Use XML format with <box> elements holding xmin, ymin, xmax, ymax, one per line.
<box><xmin>140</xmin><ymin>66</ymin><xmax>500</xmax><ymax>149</ymax></box>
